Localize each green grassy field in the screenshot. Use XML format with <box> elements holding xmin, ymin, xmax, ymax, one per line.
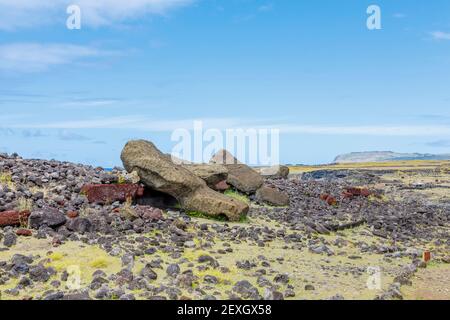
<box><xmin>289</xmin><ymin>160</ymin><xmax>450</xmax><ymax>174</ymax></box>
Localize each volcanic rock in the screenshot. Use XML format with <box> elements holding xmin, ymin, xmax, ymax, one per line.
<box><xmin>223</xmin><ymin>164</ymin><xmax>264</xmax><ymax>194</ymax></box>
<box><xmin>81</xmin><ymin>184</ymin><xmax>144</xmax><ymax>204</ymax></box>
<box><xmin>182</xmin><ymin>164</ymin><xmax>228</xmax><ymax>190</ymax></box>
<box><xmin>28</xmin><ymin>208</ymin><xmax>66</xmax><ymax>229</ymax></box>
<box><xmin>120</xmin><ymin>140</ymin><xmax>248</xmax><ymax>221</ymax></box>
<box><xmin>255</xmin><ymin>186</ymin><xmax>289</xmax><ymax>206</ymax></box>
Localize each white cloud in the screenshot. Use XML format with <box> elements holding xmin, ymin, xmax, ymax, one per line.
<box><xmin>0</xmin><ymin>0</ymin><xmax>193</xmax><ymax>30</ymax></box>
<box><xmin>61</xmin><ymin>99</ymin><xmax>120</xmax><ymax>108</ymax></box>
<box><xmin>0</xmin><ymin>43</ymin><xmax>117</xmax><ymax>72</ymax></box>
<box><xmin>276</xmin><ymin>124</ymin><xmax>450</xmax><ymax>136</ymax></box>
<box><xmin>9</xmin><ymin>116</ymin><xmax>246</xmax><ymax>132</ymax></box>
<box><xmin>7</xmin><ymin>115</ymin><xmax>450</xmax><ymax>136</ymax></box>
<box><xmin>430</xmin><ymin>31</ymin><xmax>450</xmax><ymax>40</ymax></box>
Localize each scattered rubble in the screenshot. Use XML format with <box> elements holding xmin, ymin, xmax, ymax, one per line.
<box><xmin>0</xmin><ymin>148</ymin><xmax>449</xmax><ymax>300</ymax></box>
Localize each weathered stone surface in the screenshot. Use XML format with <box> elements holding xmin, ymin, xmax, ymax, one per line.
<box><xmin>81</xmin><ymin>184</ymin><xmax>144</xmax><ymax>204</ymax></box>
<box><xmin>255</xmin><ymin>186</ymin><xmax>289</xmax><ymax>206</ymax></box>
<box><xmin>121</xmin><ymin>140</ymin><xmax>248</xmax><ymax>221</ymax></box>
<box><xmin>182</xmin><ymin>164</ymin><xmax>228</xmax><ymax>190</ymax></box>
<box><xmin>28</xmin><ymin>208</ymin><xmax>66</xmax><ymax>229</ymax></box>
<box><xmin>183</xmin><ymin>187</ymin><xmax>249</xmax><ymax>220</ymax></box>
<box><xmin>224</xmin><ymin>164</ymin><xmax>264</xmax><ymax>194</ymax></box>
<box><xmin>256</xmin><ymin>165</ymin><xmax>290</xmax><ymax>179</ymax></box>
<box><xmin>0</xmin><ymin>210</ymin><xmax>31</xmax><ymax>227</ymax></box>
<box><xmin>121</xmin><ymin>140</ymin><xmax>204</xmax><ymax>195</ymax></box>
<box><xmin>166</xmin><ymin>154</ymin><xmax>192</xmax><ymax>165</ymax></box>
<box><xmin>3</xmin><ymin>231</ymin><xmax>17</xmax><ymax>247</ymax></box>
<box><xmin>210</xmin><ymin>149</ymin><xmax>242</xmax><ymax>165</ymax></box>
<box><xmin>214</xmin><ymin>180</ymin><xmax>230</xmax><ymax>192</ymax></box>
<box><xmin>66</xmin><ymin>217</ymin><xmax>94</xmax><ymax>234</ymax></box>
<box><xmin>209</xmin><ymin>150</ymin><xmax>264</xmax><ymax>194</ymax></box>
<box><xmin>134</xmin><ymin>206</ymin><xmax>164</xmax><ymax>221</ymax></box>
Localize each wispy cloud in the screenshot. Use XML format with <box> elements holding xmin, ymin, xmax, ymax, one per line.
<box><xmin>277</xmin><ymin>124</ymin><xmax>450</xmax><ymax>136</ymax></box>
<box><xmin>6</xmin><ymin>116</ymin><xmax>450</xmax><ymax>137</ymax></box>
<box><xmin>426</xmin><ymin>140</ymin><xmax>450</xmax><ymax>148</ymax></box>
<box><xmin>430</xmin><ymin>31</ymin><xmax>450</xmax><ymax>40</ymax></box>
<box><xmin>57</xmin><ymin>130</ymin><xmax>92</xmax><ymax>141</ymax></box>
<box><xmin>0</xmin><ymin>0</ymin><xmax>194</xmax><ymax>30</ymax></box>
<box><xmin>61</xmin><ymin>99</ymin><xmax>120</xmax><ymax>108</ymax></box>
<box><xmin>0</xmin><ymin>43</ymin><xmax>118</xmax><ymax>73</ymax></box>
<box><xmin>9</xmin><ymin>116</ymin><xmax>245</xmax><ymax>132</ymax></box>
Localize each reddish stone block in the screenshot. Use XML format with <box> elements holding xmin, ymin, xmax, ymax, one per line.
<box><xmin>423</xmin><ymin>251</ymin><xmax>431</xmax><ymax>263</ymax></box>
<box><xmin>81</xmin><ymin>184</ymin><xmax>144</xmax><ymax>204</ymax></box>
<box><xmin>319</xmin><ymin>194</ymin><xmax>338</xmax><ymax>206</ymax></box>
<box><xmin>214</xmin><ymin>180</ymin><xmax>230</xmax><ymax>192</ymax></box>
<box><xmin>344</xmin><ymin>187</ymin><xmax>372</xmax><ymax>198</ymax></box>
<box><xmin>361</xmin><ymin>188</ymin><xmax>371</xmax><ymax>197</ymax></box>
<box><xmin>0</xmin><ymin>210</ymin><xmax>31</xmax><ymax>227</ymax></box>
<box><xmin>346</xmin><ymin>188</ymin><xmax>362</xmax><ymax>196</ymax></box>
<box><xmin>342</xmin><ymin>191</ymin><xmax>354</xmax><ymax>199</ymax></box>
<box><xmin>326</xmin><ymin>196</ymin><xmax>337</xmax><ymax>206</ymax></box>
<box><xmin>67</xmin><ymin>211</ymin><xmax>79</xmax><ymax>219</ymax></box>
<box><xmin>16</xmin><ymin>229</ymin><xmax>32</xmax><ymax>237</ymax></box>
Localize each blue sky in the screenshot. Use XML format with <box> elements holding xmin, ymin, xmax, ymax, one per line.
<box><xmin>0</xmin><ymin>0</ymin><xmax>449</xmax><ymax>167</ymax></box>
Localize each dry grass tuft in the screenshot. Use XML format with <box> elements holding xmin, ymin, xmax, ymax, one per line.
<box><xmin>15</xmin><ymin>197</ymin><xmax>34</xmax><ymax>212</ymax></box>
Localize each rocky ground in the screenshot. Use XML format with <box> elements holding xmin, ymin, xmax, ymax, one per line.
<box><xmin>0</xmin><ymin>152</ymin><xmax>449</xmax><ymax>300</ymax></box>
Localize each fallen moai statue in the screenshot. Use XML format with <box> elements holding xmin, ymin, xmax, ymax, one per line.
<box><xmin>210</xmin><ymin>150</ymin><xmax>263</xmax><ymax>194</ymax></box>
<box><xmin>181</xmin><ymin>164</ymin><xmax>229</xmax><ymax>191</ymax></box>
<box><xmin>210</xmin><ymin>150</ymin><xmax>289</xmax><ymax>206</ymax></box>
<box><xmin>121</xmin><ymin>140</ymin><xmax>249</xmax><ymax>221</ymax></box>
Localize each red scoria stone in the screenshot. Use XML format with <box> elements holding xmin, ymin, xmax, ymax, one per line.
<box><xmin>342</xmin><ymin>191</ymin><xmax>354</xmax><ymax>199</ymax></box>
<box><xmin>66</xmin><ymin>211</ymin><xmax>79</xmax><ymax>219</ymax></box>
<box><xmin>0</xmin><ymin>210</ymin><xmax>31</xmax><ymax>227</ymax></box>
<box><xmin>16</xmin><ymin>229</ymin><xmax>32</xmax><ymax>236</ymax></box>
<box><xmin>423</xmin><ymin>251</ymin><xmax>431</xmax><ymax>263</ymax></box>
<box><xmin>214</xmin><ymin>180</ymin><xmax>230</xmax><ymax>192</ymax></box>
<box><xmin>326</xmin><ymin>196</ymin><xmax>337</xmax><ymax>206</ymax></box>
<box><xmin>360</xmin><ymin>188</ymin><xmax>371</xmax><ymax>197</ymax></box>
<box><xmin>344</xmin><ymin>187</ymin><xmax>372</xmax><ymax>197</ymax></box>
<box><xmin>81</xmin><ymin>184</ymin><xmax>144</xmax><ymax>204</ymax></box>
